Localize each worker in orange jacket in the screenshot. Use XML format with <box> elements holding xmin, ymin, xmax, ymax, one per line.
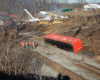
<box><xmin>25</xmin><ymin>42</ymin><xmax>28</xmax><ymax>48</ymax></box>
<box><xmin>20</xmin><ymin>42</ymin><xmax>25</xmax><ymax>48</ymax></box>
<box><xmin>31</xmin><ymin>42</ymin><xmax>36</xmax><ymax>49</ymax></box>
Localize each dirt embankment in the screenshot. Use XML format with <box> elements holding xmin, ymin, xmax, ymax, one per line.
<box><xmin>33</xmin><ymin>11</ymin><xmax>100</xmax><ymax>61</ymax></box>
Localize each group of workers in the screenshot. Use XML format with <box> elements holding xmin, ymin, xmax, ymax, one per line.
<box><xmin>20</xmin><ymin>41</ymin><xmax>37</xmax><ymax>49</ymax></box>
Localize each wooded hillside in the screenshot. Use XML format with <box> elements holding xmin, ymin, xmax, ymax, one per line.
<box><xmin>0</xmin><ymin>0</ymin><xmax>83</xmax><ymax>17</ymax></box>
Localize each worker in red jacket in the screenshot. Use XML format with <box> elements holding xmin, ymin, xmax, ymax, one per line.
<box><xmin>28</xmin><ymin>41</ymin><xmax>31</xmax><ymax>48</ymax></box>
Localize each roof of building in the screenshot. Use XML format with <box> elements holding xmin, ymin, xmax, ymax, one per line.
<box><xmin>84</xmin><ymin>4</ymin><xmax>100</xmax><ymax>9</ymax></box>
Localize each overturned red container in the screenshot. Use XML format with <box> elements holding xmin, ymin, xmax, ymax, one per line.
<box><xmin>44</xmin><ymin>33</ymin><xmax>83</xmax><ymax>53</ymax></box>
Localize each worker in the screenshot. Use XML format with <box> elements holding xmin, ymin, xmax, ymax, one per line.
<box><xmin>3</xmin><ymin>17</ymin><xmax>6</xmax><ymax>25</ymax></box>
<box><xmin>28</xmin><ymin>41</ymin><xmax>31</xmax><ymax>48</ymax></box>
<box><xmin>31</xmin><ymin>42</ymin><xmax>36</xmax><ymax>49</ymax></box>
<box><xmin>20</xmin><ymin>42</ymin><xmax>25</xmax><ymax>48</ymax></box>
<box><xmin>25</xmin><ymin>42</ymin><xmax>28</xmax><ymax>48</ymax></box>
<box><xmin>12</xmin><ymin>19</ymin><xmax>16</xmax><ymax>26</ymax></box>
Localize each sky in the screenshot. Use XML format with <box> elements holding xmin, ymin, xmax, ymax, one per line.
<box><xmin>69</xmin><ymin>0</ymin><xmax>100</xmax><ymax>3</ymax></box>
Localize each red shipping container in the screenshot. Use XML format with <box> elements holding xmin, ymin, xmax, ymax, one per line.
<box><xmin>44</xmin><ymin>33</ymin><xmax>83</xmax><ymax>53</ymax></box>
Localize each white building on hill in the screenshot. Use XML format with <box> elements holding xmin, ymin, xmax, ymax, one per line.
<box><xmin>84</xmin><ymin>4</ymin><xmax>100</xmax><ymax>11</ymax></box>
